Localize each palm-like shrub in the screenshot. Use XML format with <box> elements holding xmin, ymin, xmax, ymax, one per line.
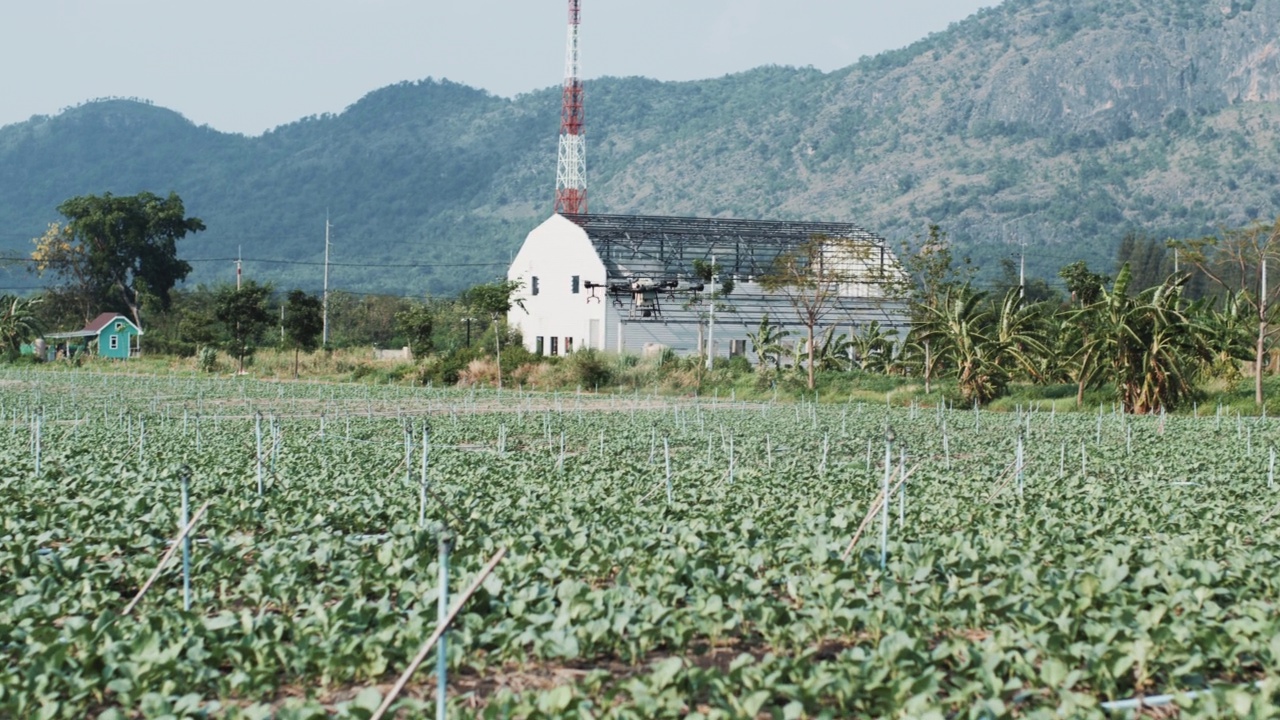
<box><xmin>0</xmin><ymin>295</ymin><xmax>43</xmax><ymax>358</ymax></box>
<box><xmin>1072</xmin><ymin>265</ymin><xmax>1212</xmax><ymax>414</ymax></box>
<box><xmin>745</xmin><ymin>314</ymin><xmax>790</xmax><ymax>370</ymax></box>
<box><xmin>1196</xmin><ymin>291</ymin><xmax>1255</xmax><ymax>382</ymax></box>
<box><xmin>914</xmin><ymin>287</ymin><xmax>1005</xmax><ymax>405</ymax></box>
<box><xmin>849</xmin><ymin>321</ymin><xmax>898</xmax><ymax>373</ymax></box>
<box><xmin>913</xmin><ymin>287</ymin><xmax>1051</xmax><ymax>405</ymax></box>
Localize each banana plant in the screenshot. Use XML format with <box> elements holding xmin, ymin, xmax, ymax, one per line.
<box><xmin>1071</xmin><ymin>265</ymin><xmax>1212</xmax><ymax>414</ymax></box>
<box><xmin>849</xmin><ymin>321</ymin><xmax>898</xmax><ymax>374</ymax></box>
<box><xmin>0</xmin><ymin>294</ymin><xmax>43</xmax><ymax>358</ymax></box>
<box><xmin>914</xmin><ymin>285</ymin><xmax>1007</xmax><ymax>404</ymax></box>
<box><xmin>745</xmin><ymin>314</ymin><xmax>790</xmax><ymax>370</ymax></box>
<box><xmin>1196</xmin><ymin>290</ymin><xmax>1256</xmax><ymax>382</ymax></box>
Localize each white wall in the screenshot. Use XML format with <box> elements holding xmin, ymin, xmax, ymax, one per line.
<box><xmin>507</xmin><ymin>215</ymin><xmax>609</xmax><ymax>355</ymax></box>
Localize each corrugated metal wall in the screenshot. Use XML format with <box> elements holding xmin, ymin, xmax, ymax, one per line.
<box><xmin>603</xmin><ymin>299</ymin><xmax>908</xmax><ymax>362</ymax></box>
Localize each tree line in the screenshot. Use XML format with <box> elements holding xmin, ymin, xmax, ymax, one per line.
<box><xmin>870</xmin><ymin>221</ymin><xmax>1280</xmax><ymax>413</ymax></box>
<box><xmin>6</xmin><ymin>192</ymin><xmax>525</xmax><ymax>381</ymax></box>
<box><xmin>5</xmin><ymin>191</ymin><xmax>1280</xmax><ymax>414</ymax></box>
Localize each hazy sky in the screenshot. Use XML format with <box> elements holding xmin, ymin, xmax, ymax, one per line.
<box><xmin>2</xmin><ymin>0</ymin><xmax>994</xmax><ymax>136</ymax></box>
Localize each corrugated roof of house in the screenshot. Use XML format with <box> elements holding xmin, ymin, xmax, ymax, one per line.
<box><xmin>84</xmin><ymin>313</ymin><xmax>122</xmax><ymax>334</ymax></box>
<box><xmin>45</xmin><ymin>313</ymin><xmax>142</xmax><ymax>340</ymax></box>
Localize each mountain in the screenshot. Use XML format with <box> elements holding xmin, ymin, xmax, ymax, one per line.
<box><xmin>2</xmin><ymin>0</ymin><xmax>1279</xmax><ymax>296</ymax></box>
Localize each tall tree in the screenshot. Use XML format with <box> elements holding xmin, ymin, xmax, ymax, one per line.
<box><xmin>1058</xmin><ymin>261</ymin><xmax>1109</xmax><ymax>307</ymax></box>
<box><xmin>395</xmin><ymin>302</ymin><xmax>435</xmax><ymax>359</ymax></box>
<box><xmin>461</xmin><ymin>279</ymin><xmax>526</xmax><ymax>389</ymax></box>
<box><xmin>32</xmin><ymin>192</ymin><xmax>204</xmax><ymax>329</ymax></box>
<box><xmin>1173</xmin><ymin>217</ymin><xmax>1280</xmax><ymax>409</ymax></box>
<box><xmin>760</xmin><ymin>234</ymin><xmax>892</xmax><ymax>390</ymax></box>
<box><xmin>215</xmin><ymin>281</ymin><xmax>272</xmax><ymax>374</ymax></box>
<box><xmin>1115</xmin><ymin>232</ymin><xmax>1173</xmax><ymax>291</ymax></box>
<box><xmin>282</xmin><ymin>290</ymin><xmax>323</xmax><ymax>379</ymax></box>
<box><xmin>898</xmin><ymin>225</ymin><xmax>974</xmax><ymax>393</ymax></box>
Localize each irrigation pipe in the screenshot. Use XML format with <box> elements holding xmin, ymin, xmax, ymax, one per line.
<box><xmin>369</xmin><ymin>546</ymin><xmax>507</xmax><ymax>720</ymax></box>
<box><xmin>1100</xmin><ymin>681</ymin><xmax>1265</xmax><ymax>713</ymax></box>
<box><xmin>121</xmin><ymin>500</ymin><xmax>211</xmax><ymax>615</ymax></box>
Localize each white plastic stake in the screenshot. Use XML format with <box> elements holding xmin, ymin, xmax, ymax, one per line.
<box><xmin>33</xmin><ymin>412</ymin><xmax>41</xmax><ymax>476</ymax></box>
<box><xmin>728</xmin><ymin>435</ymin><xmax>735</xmax><ymax>485</ymax></box>
<box><xmin>664</xmin><ymin>438</ymin><xmax>673</xmax><ymax>504</ymax></box>
<box><xmin>880</xmin><ymin>439</ymin><xmax>891</xmax><ymax>570</ymax></box>
<box><xmin>436</xmin><ymin>533</ymin><xmax>450</xmax><ymax>720</ymax></box>
<box><xmin>898</xmin><ymin>446</ymin><xmax>905</xmax><ymax>529</ymax></box>
<box><xmin>181</xmin><ymin>468</ymin><xmax>192</xmax><ymax>611</ymax></box>
<box><xmin>255</xmin><ymin>413</ymin><xmax>263</xmax><ymax>496</ymax></box>
<box><xmin>420</xmin><ymin>426</ymin><xmax>429</xmax><ymax>527</ymax></box>
<box><xmin>821</xmin><ymin>434</ymin><xmax>829</xmax><ymax>476</ymax></box>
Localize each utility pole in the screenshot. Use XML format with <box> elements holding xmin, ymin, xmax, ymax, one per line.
<box><xmin>706</xmin><ymin>255</ymin><xmax>716</xmax><ymax>371</ymax></box>
<box><xmin>1019</xmin><ymin>240</ymin><xmax>1025</xmax><ymax>300</ymax></box>
<box><xmin>1002</xmin><ymin>214</ymin><xmax>1035</xmax><ymax>300</ymax></box>
<box><xmin>236</xmin><ymin>246</ymin><xmax>242</xmax><ymax>290</ymax></box>
<box><xmin>1259</xmin><ymin>254</ymin><xmax>1267</xmax><ymax>410</ymax></box>
<box><xmin>322</xmin><ymin>215</ymin><xmax>331</xmax><ymax>347</ymax></box>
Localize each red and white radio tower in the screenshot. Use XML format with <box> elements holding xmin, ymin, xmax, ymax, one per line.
<box><xmin>554</xmin><ymin>0</ymin><xmax>587</xmax><ymax>215</ymax></box>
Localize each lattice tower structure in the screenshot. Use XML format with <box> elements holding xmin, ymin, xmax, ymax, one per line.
<box><xmin>554</xmin><ymin>0</ymin><xmax>587</xmax><ymax>215</ymax></box>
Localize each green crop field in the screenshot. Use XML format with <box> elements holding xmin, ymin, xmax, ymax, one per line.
<box><xmin>3</xmin><ymin>369</ymin><xmax>1279</xmax><ymax>719</ymax></box>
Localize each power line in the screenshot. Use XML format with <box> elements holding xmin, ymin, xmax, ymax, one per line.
<box><xmin>184</xmin><ymin>257</ymin><xmax>507</xmax><ymax>269</ymax></box>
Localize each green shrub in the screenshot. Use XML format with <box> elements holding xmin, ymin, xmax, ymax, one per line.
<box><xmin>568</xmin><ymin>349</ymin><xmax>612</xmax><ymax>389</ymax></box>
<box><xmin>720</xmin><ymin>356</ymin><xmax>753</xmax><ymax>376</ymax></box>
<box><xmin>197</xmin><ymin>347</ymin><xmax>218</xmax><ymax>373</ymax></box>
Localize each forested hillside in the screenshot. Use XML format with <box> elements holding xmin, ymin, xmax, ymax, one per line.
<box><xmin>1</xmin><ymin>0</ymin><xmax>1278</xmax><ymax>295</ymax></box>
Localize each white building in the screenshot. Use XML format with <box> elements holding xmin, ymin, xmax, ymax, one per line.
<box><xmin>507</xmin><ymin>213</ymin><xmax>908</xmax><ymax>360</ymax></box>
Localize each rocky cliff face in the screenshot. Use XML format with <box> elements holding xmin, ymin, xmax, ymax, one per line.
<box><xmin>935</xmin><ymin>1</ymin><xmax>1280</xmax><ymax>136</ymax></box>
<box><xmin>615</xmin><ymin>0</ymin><xmax>1280</xmax><ymax>277</ymax></box>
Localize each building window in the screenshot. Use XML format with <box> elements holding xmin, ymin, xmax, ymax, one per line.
<box><xmin>109</xmin><ymin>335</ymin><xmax>119</xmax><ymax>351</ymax></box>
<box><xmin>531</xmin><ymin>277</ymin><xmax>540</xmax><ymax>296</ymax></box>
<box><xmin>565</xmin><ymin>337</ymin><xmax>573</xmax><ymax>353</ymax></box>
<box><xmin>535</xmin><ymin>336</ymin><xmax>544</xmax><ymax>355</ymax></box>
<box><xmin>550</xmin><ymin>337</ymin><xmax>558</xmax><ymax>356</ymax></box>
<box><xmin>571</xmin><ymin>275</ymin><xmax>580</xmax><ymax>294</ymax></box>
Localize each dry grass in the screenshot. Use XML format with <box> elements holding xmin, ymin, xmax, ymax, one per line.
<box><xmin>456</xmin><ymin>358</ymin><xmax>500</xmax><ymax>387</ymax></box>
<box><xmin>41</xmin><ymin>347</ymin><xmax>416</xmax><ymax>384</ymax></box>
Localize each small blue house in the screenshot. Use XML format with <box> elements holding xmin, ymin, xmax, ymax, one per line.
<box><xmin>44</xmin><ymin>313</ymin><xmax>143</xmax><ymax>360</ymax></box>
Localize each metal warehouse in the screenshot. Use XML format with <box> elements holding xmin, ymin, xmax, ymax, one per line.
<box><xmin>507</xmin><ymin>213</ymin><xmax>909</xmax><ymax>361</ymax></box>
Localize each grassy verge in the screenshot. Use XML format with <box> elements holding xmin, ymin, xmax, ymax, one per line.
<box><xmin>15</xmin><ymin>347</ymin><xmax>1280</xmax><ymax>414</ymax></box>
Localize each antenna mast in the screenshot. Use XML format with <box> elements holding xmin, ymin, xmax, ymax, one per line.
<box><xmin>554</xmin><ymin>0</ymin><xmax>587</xmax><ymax>215</ymax></box>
